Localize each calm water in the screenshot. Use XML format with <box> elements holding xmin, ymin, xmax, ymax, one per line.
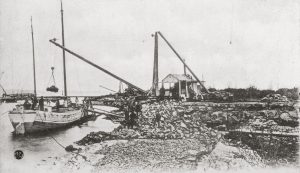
<box><xmin>0</xmin><ymin>103</ymin><xmax>119</xmax><ymax>172</ymax></box>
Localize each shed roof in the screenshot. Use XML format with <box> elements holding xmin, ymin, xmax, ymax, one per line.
<box><xmin>162</xmin><ymin>74</ymin><xmax>196</xmax><ymax>83</ymax></box>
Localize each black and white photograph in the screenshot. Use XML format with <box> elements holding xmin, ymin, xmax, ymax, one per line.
<box><xmin>0</xmin><ymin>0</ymin><xmax>299</xmax><ymax>172</ymax></box>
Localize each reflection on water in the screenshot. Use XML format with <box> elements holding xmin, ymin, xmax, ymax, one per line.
<box><xmin>0</xmin><ymin>103</ymin><xmax>119</xmax><ymax>172</ymax></box>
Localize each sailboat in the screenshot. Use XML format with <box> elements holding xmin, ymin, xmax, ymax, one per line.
<box><xmin>8</xmin><ymin>1</ymin><xmax>84</xmax><ymax>134</ymax></box>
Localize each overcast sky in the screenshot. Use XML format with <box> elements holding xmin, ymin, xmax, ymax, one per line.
<box><xmin>0</xmin><ymin>0</ymin><xmax>299</xmax><ymax>96</ymax></box>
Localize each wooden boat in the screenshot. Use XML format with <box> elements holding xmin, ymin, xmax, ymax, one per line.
<box><xmin>8</xmin><ymin>1</ymin><xmax>84</xmax><ymax>134</ymax></box>
<box><xmin>9</xmin><ymin>104</ymin><xmax>84</xmax><ymax>134</ymax></box>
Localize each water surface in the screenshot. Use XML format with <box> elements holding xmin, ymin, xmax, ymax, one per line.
<box><xmin>0</xmin><ymin>103</ymin><xmax>119</xmax><ymax>172</ymax></box>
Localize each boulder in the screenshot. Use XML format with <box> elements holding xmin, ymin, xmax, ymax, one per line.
<box><xmin>65</xmin><ymin>145</ymin><xmax>78</xmax><ymax>152</ymax></box>
<box><xmin>280</xmin><ymin>112</ymin><xmax>293</xmax><ymax>122</ymax></box>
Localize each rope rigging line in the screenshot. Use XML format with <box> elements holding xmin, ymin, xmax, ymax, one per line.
<box><xmin>35</xmin><ymin>112</ymin><xmax>89</xmax><ymax>161</ymax></box>
<box><xmin>46</xmin><ymin>37</ymin><xmax>58</xmax><ymax>88</ymax></box>
<box><xmin>51</xmin><ymin>67</ymin><xmax>56</xmax><ymax>86</ymax></box>
<box><xmin>46</xmin><ymin>75</ymin><xmax>53</xmax><ymax>87</ymax></box>
<box><xmin>52</xmin><ymin>43</ymin><xmax>56</xmax><ymax>68</ymax></box>
<box><xmin>46</xmin><ymin>68</ymin><xmax>55</xmax><ymax>87</ymax></box>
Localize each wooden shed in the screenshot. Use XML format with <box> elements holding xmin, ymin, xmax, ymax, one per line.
<box><xmin>161</xmin><ymin>74</ymin><xmax>200</xmax><ymax>99</ymax></box>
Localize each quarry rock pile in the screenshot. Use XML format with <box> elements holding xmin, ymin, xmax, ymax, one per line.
<box><xmin>77</xmin><ymin>100</ymin><xmax>298</xmax><ymax>146</ymax></box>
<box><xmin>77</xmin><ymin>101</ymin><xmax>221</xmax><ymax>145</ymax></box>
<box><xmin>137</xmin><ymin>101</ymin><xmax>220</xmax><ymax>141</ymax></box>
<box><xmin>56</xmin><ymin>100</ymin><xmax>300</xmax><ymax>171</ymax></box>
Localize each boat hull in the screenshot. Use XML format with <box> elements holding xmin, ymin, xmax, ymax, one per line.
<box><xmin>8</xmin><ymin>108</ymin><xmax>84</xmax><ymax>134</ymax></box>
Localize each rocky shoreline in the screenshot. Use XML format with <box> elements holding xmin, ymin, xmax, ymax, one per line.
<box><xmin>38</xmin><ymin>101</ymin><xmax>299</xmax><ymax>172</ymax></box>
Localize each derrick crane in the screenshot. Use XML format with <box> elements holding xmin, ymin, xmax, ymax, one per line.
<box><xmin>157</xmin><ymin>32</ymin><xmax>208</xmax><ymax>93</ymax></box>
<box><xmin>49</xmin><ymin>39</ymin><xmax>146</xmax><ymax>94</ymax></box>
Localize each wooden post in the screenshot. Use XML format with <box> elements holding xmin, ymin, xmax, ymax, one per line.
<box><xmin>185</xmin><ymin>81</ymin><xmax>188</xmax><ymax>98</ymax></box>
<box><xmin>183</xmin><ymin>59</ymin><xmax>186</xmax><ymax>75</ymax></box>
<box><xmin>157</xmin><ymin>32</ymin><xmax>208</xmax><ymax>93</ymax></box>
<box><xmin>152</xmin><ymin>32</ymin><xmax>159</xmax><ymax>96</ymax></box>
<box><xmin>178</xmin><ymin>81</ymin><xmax>181</xmax><ymax>98</ymax></box>
<box><xmin>169</xmin><ymin>83</ymin><xmax>171</xmax><ymax>97</ymax></box>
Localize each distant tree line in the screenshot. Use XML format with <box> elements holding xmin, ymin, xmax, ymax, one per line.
<box><xmin>208</xmin><ymin>86</ymin><xmax>299</xmax><ymax>101</ymax></box>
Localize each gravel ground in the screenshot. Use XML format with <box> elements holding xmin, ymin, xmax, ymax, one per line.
<box><xmin>37</xmin><ymin>100</ymin><xmax>298</xmax><ymax>172</ymax></box>
<box><xmin>94</xmin><ymin>139</ymin><xmax>212</xmax><ymax>172</ymax></box>
<box><xmin>39</xmin><ymin>138</ymin><xmax>266</xmax><ymax>173</ymax></box>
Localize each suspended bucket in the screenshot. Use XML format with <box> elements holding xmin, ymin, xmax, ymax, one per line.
<box><xmin>46</xmin><ymin>85</ymin><xmax>59</xmax><ymax>92</ymax></box>
<box><xmin>46</xmin><ymin>67</ymin><xmax>59</xmax><ymax>93</ymax></box>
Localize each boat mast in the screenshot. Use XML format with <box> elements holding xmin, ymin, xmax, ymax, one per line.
<box><xmin>31</xmin><ymin>17</ymin><xmax>37</xmax><ymax>96</ymax></box>
<box><xmin>60</xmin><ymin>0</ymin><xmax>67</xmax><ymax>96</ymax></box>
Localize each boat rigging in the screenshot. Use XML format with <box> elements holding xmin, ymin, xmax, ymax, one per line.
<box><xmin>7</xmin><ymin>0</ymin><xmax>85</xmax><ymax>134</ymax></box>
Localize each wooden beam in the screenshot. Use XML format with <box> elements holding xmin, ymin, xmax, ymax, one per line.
<box><xmin>157</xmin><ymin>32</ymin><xmax>208</xmax><ymax>93</ymax></box>
<box><xmin>49</xmin><ymin>39</ymin><xmax>146</xmax><ymax>94</ymax></box>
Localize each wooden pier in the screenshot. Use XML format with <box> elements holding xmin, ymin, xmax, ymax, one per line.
<box><xmin>85</xmin><ymin>106</ymin><xmax>124</xmax><ymax>123</ymax></box>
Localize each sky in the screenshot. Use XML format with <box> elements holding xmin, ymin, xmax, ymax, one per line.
<box><xmin>0</xmin><ymin>0</ymin><xmax>299</xmax><ymax>96</ymax></box>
